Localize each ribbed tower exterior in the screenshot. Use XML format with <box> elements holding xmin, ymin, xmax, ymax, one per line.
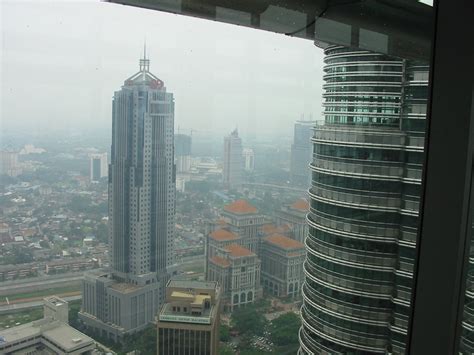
<box><xmin>299</xmin><ymin>46</ymin><xmax>427</xmax><ymax>354</ymax></box>
<box><xmin>79</xmin><ymin>53</ymin><xmax>176</xmax><ymax>340</ymax></box>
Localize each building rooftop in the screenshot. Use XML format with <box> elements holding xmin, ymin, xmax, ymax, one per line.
<box><xmin>109</xmin><ymin>282</ymin><xmax>142</xmax><ymax>293</ymax></box>
<box><xmin>42</xmin><ymin>322</ymin><xmax>95</xmax><ymax>352</ymax></box>
<box><xmin>159</xmin><ymin>303</ymin><xmax>213</xmax><ymax>325</ymax></box>
<box><xmin>0</xmin><ymin>319</ymin><xmax>94</xmax><ymax>352</ymax></box>
<box><xmin>291</xmin><ymin>199</ymin><xmax>310</xmax><ymax>211</ymax></box>
<box><xmin>225</xmin><ymin>244</ymin><xmax>255</xmax><ymax>257</ymax></box>
<box><xmin>44</xmin><ymin>295</ymin><xmax>67</xmax><ymax>306</ymax></box>
<box><xmin>209</xmin><ymin>229</ymin><xmax>239</xmax><ymax>242</ymax></box>
<box><xmin>168</xmin><ymin>279</ymin><xmax>218</xmax><ymax>290</ymax></box>
<box><xmin>261</xmin><ymin>223</ymin><xmax>290</xmax><ymax>236</ymax></box>
<box><xmin>265</xmin><ymin>234</ymin><xmax>305</xmax><ymax>250</ymax></box>
<box><xmin>223</xmin><ymin>199</ymin><xmax>258</xmax><ymax>215</ymax></box>
<box><xmin>209</xmin><ymin>255</ymin><xmax>231</xmax><ymax>268</ymax></box>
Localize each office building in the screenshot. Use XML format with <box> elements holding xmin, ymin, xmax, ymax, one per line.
<box><xmin>89</xmin><ymin>153</ymin><xmax>108</xmax><ymax>182</ymax></box>
<box><xmin>157</xmin><ymin>280</ymin><xmax>221</xmax><ymax>355</ymax></box>
<box><xmin>276</xmin><ymin>199</ymin><xmax>309</xmax><ymax>243</ymax></box>
<box><xmin>223</xmin><ymin>129</ymin><xmax>243</xmax><ymax>188</ymax></box>
<box><xmin>242</xmin><ymin>148</ymin><xmax>255</xmax><ymax>172</ymax></box>
<box><xmin>175</xmin><ymin>134</ymin><xmax>192</xmax><ymax>173</ymax></box>
<box><xmin>290</xmin><ymin>120</ymin><xmax>314</xmax><ymax>187</ymax></box>
<box><xmin>260</xmin><ymin>234</ymin><xmax>305</xmax><ymax>298</ymax></box>
<box><xmin>207</xmin><ymin>243</ymin><xmax>261</xmax><ymax>311</ymax></box>
<box><xmin>80</xmin><ymin>51</ymin><xmax>176</xmax><ymax>340</ymax></box>
<box><xmin>299</xmin><ymin>46</ymin><xmax>426</xmax><ymax>354</ymax></box>
<box><xmin>0</xmin><ymin>296</ymin><xmax>96</xmax><ymax>354</ymax></box>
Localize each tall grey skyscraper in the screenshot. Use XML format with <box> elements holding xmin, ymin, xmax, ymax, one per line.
<box><xmin>290</xmin><ymin>120</ymin><xmax>315</xmax><ymax>187</ymax></box>
<box><xmin>89</xmin><ymin>153</ymin><xmax>108</xmax><ymax>182</ymax></box>
<box><xmin>299</xmin><ymin>46</ymin><xmax>427</xmax><ymax>354</ymax></box>
<box><xmin>223</xmin><ymin>129</ymin><xmax>243</xmax><ymax>188</ymax></box>
<box><xmin>80</xmin><ymin>51</ymin><xmax>176</xmax><ymax>340</ymax></box>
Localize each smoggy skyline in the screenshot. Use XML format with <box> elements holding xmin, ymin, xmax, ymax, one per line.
<box><xmin>1</xmin><ymin>0</ymin><xmax>324</xmax><ymax>140</ymax></box>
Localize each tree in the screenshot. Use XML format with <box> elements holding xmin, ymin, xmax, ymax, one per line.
<box><xmin>96</xmin><ymin>223</ymin><xmax>108</xmax><ymax>243</ymax></box>
<box><xmin>269</xmin><ymin>312</ymin><xmax>301</xmax><ymax>346</ymax></box>
<box><xmin>220</xmin><ymin>324</ymin><xmax>231</xmax><ymax>342</ymax></box>
<box><xmin>219</xmin><ymin>344</ymin><xmax>234</xmax><ymax>355</ymax></box>
<box><xmin>231</xmin><ymin>305</ymin><xmax>268</xmax><ymax>336</ymax></box>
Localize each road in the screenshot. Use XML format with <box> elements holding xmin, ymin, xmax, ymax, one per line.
<box><xmin>0</xmin><ymin>295</ymin><xmax>82</xmax><ymax>314</ymax></box>
<box><xmin>0</xmin><ymin>273</ymin><xmax>84</xmax><ymax>296</ymax></box>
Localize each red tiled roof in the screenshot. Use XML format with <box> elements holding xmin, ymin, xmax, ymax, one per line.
<box><xmin>223</xmin><ymin>200</ymin><xmax>258</xmax><ymax>215</ymax></box>
<box><xmin>262</xmin><ymin>223</ymin><xmax>291</xmax><ymax>236</ymax></box>
<box><xmin>225</xmin><ymin>244</ymin><xmax>254</xmax><ymax>257</ymax></box>
<box><xmin>291</xmin><ymin>199</ymin><xmax>309</xmax><ymax>211</ymax></box>
<box><xmin>210</xmin><ymin>256</ymin><xmax>231</xmax><ymax>268</ymax></box>
<box><xmin>262</xmin><ymin>224</ymin><xmax>279</xmax><ymax>235</ymax></box>
<box><xmin>209</xmin><ymin>229</ymin><xmax>239</xmax><ymax>241</ymax></box>
<box><xmin>264</xmin><ymin>234</ymin><xmax>305</xmax><ymax>250</ymax></box>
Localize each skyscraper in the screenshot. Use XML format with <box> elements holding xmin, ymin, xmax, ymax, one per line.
<box><xmin>290</xmin><ymin>120</ymin><xmax>315</xmax><ymax>187</ymax></box>
<box><xmin>242</xmin><ymin>148</ymin><xmax>255</xmax><ymax>172</ymax></box>
<box><xmin>89</xmin><ymin>152</ymin><xmax>108</xmax><ymax>182</ymax></box>
<box><xmin>223</xmin><ymin>129</ymin><xmax>243</xmax><ymax>188</ymax></box>
<box><xmin>80</xmin><ymin>51</ymin><xmax>176</xmax><ymax>340</ymax></box>
<box><xmin>299</xmin><ymin>46</ymin><xmax>427</xmax><ymax>354</ymax></box>
<box><xmin>175</xmin><ymin>133</ymin><xmax>192</xmax><ymax>173</ymax></box>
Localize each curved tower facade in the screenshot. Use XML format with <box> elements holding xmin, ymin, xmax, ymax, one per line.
<box><xmin>299</xmin><ymin>46</ymin><xmax>427</xmax><ymax>354</ymax></box>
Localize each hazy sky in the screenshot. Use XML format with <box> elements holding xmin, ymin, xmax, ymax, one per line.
<box><xmin>1</xmin><ymin>0</ymin><xmax>324</xmax><ymax>140</ymax></box>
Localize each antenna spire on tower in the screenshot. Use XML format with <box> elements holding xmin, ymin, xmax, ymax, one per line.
<box><xmin>139</xmin><ymin>39</ymin><xmax>150</xmax><ymax>72</ymax></box>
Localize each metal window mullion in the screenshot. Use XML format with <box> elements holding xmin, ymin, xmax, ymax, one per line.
<box><xmin>408</xmin><ymin>0</ymin><xmax>474</xmax><ymax>354</ymax></box>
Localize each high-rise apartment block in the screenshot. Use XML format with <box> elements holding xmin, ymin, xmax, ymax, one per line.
<box><xmin>290</xmin><ymin>120</ymin><xmax>314</xmax><ymax>187</ymax></box>
<box><xmin>299</xmin><ymin>46</ymin><xmax>427</xmax><ymax>354</ymax></box>
<box><xmin>260</xmin><ymin>234</ymin><xmax>305</xmax><ymax>298</ymax></box>
<box><xmin>157</xmin><ymin>280</ymin><xmax>221</xmax><ymax>355</ymax></box>
<box><xmin>89</xmin><ymin>153</ymin><xmax>108</xmax><ymax>182</ymax></box>
<box><xmin>0</xmin><ymin>151</ymin><xmax>22</xmax><ymax>177</ymax></box>
<box><xmin>242</xmin><ymin>148</ymin><xmax>255</xmax><ymax>172</ymax></box>
<box><xmin>175</xmin><ymin>134</ymin><xmax>192</xmax><ymax>173</ymax></box>
<box><xmin>223</xmin><ymin>129</ymin><xmax>243</xmax><ymax>188</ymax></box>
<box><xmin>80</xmin><ymin>52</ymin><xmax>176</xmax><ymax>341</ymax></box>
<box><xmin>276</xmin><ymin>199</ymin><xmax>309</xmax><ymax>243</ymax></box>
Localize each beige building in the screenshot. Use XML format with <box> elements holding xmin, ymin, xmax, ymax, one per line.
<box><xmin>275</xmin><ymin>198</ymin><xmax>309</xmax><ymax>243</ymax></box>
<box><xmin>0</xmin><ymin>296</ymin><xmax>96</xmax><ymax>355</ymax></box>
<box><xmin>207</xmin><ymin>243</ymin><xmax>261</xmax><ymax>311</ymax></box>
<box><xmin>260</xmin><ymin>234</ymin><xmax>305</xmax><ymax>298</ymax></box>
<box><xmin>220</xmin><ymin>200</ymin><xmax>265</xmax><ymax>253</ymax></box>
<box><xmin>157</xmin><ymin>280</ymin><xmax>221</xmax><ymax>355</ymax></box>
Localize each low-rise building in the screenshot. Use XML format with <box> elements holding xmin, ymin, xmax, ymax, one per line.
<box><xmin>275</xmin><ymin>199</ymin><xmax>309</xmax><ymax>243</ymax></box>
<box><xmin>79</xmin><ymin>270</ymin><xmax>158</xmax><ymax>342</ymax></box>
<box><xmin>207</xmin><ymin>243</ymin><xmax>261</xmax><ymax>311</ymax></box>
<box><xmin>157</xmin><ymin>280</ymin><xmax>221</xmax><ymax>355</ymax></box>
<box><xmin>0</xmin><ymin>296</ymin><xmax>96</xmax><ymax>355</ymax></box>
<box><xmin>221</xmin><ymin>200</ymin><xmax>265</xmax><ymax>253</ymax></box>
<box><xmin>260</xmin><ymin>234</ymin><xmax>305</xmax><ymax>298</ymax></box>
<box><xmin>0</xmin><ymin>263</ymin><xmax>39</xmax><ymax>281</ymax></box>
